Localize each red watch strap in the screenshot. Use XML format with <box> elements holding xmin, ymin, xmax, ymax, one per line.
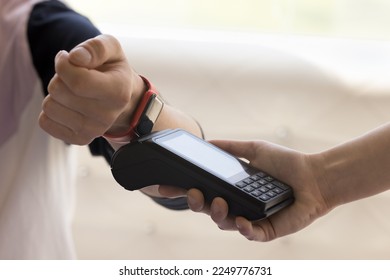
<box><xmin>103</xmin><ymin>76</ymin><xmax>159</xmax><ymax>144</ymax></box>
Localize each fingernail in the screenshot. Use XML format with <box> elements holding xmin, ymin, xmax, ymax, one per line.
<box><xmin>70</xmin><ymin>47</ymin><xmax>92</xmax><ymax>66</ymax></box>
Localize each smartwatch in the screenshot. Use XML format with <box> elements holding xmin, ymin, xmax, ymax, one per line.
<box><xmin>103</xmin><ymin>76</ymin><xmax>164</xmax><ymax>144</ymax></box>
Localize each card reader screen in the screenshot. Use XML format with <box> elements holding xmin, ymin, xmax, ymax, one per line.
<box><xmin>156</xmin><ymin>132</ymin><xmax>247</xmax><ymax>179</ymax></box>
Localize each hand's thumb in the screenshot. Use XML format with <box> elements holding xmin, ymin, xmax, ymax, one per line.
<box><xmin>68</xmin><ymin>46</ymin><xmax>92</xmax><ymax>67</ymax></box>
<box><xmin>68</xmin><ymin>34</ymin><xmax>124</xmax><ymax>69</ymax></box>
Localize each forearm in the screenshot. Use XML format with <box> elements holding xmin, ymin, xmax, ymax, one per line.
<box><xmin>318</xmin><ymin>123</ymin><xmax>390</xmax><ymax>209</ymax></box>
<box><xmin>154</xmin><ymin>104</ymin><xmax>203</xmax><ymax>137</ymax></box>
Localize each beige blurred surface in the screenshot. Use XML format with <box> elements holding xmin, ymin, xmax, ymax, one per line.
<box><xmin>72</xmin><ymin>28</ymin><xmax>390</xmax><ymax>259</ymax></box>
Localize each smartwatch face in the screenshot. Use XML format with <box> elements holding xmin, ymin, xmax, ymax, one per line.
<box><xmin>136</xmin><ymin>94</ymin><xmax>164</xmax><ymax>136</ymax></box>
<box><xmin>155</xmin><ymin>131</ymin><xmax>251</xmax><ymax>182</ymax></box>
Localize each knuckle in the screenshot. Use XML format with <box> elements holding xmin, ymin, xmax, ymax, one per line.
<box><xmin>41</xmin><ymin>97</ymin><xmax>52</xmax><ymax>113</ymax></box>
<box><xmin>38</xmin><ymin>112</ymin><xmax>49</xmax><ymax>130</ymax></box>
<box><xmin>54</xmin><ymin>52</ymin><xmax>69</xmax><ymax>74</ymax></box>
<box><xmin>47</xmin><ymin>76</ymin><xmax>69</xmax><ymax>102</ymax></box>
<box><xmin>47</xmin><ymin>74</ymin><xmax>59</xmax><ymax>94</ymax></box>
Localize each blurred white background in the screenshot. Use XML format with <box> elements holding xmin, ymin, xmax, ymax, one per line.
<box><xmin>65</xmin><ymin>0</ymin><xmax>390</xmax><ymax>259</ymax></box>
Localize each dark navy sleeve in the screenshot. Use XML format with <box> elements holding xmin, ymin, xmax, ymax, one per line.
<box><xmin>27</xmin><ymin>0</ymin><xmax>115</xmax><ymax>163</ymax></box>
<box><xmin>27</xmin><ymin>0</ymin><xmax>100</xmax><ymax>94</ymax></box>
<box><xmin>27</xmin><ymin>0</ymin><xmax>188</xmax><ymax>210</ymax></box>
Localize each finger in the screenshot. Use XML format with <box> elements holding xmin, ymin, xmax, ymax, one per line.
<box><xmin>140</xmin><ymin>185</ymin><xmax>162</xmax><ymax>197</ymax></box>
<box><xmin>68</xmin><ymin>34</ymin><xmax>125</xmax><ymax>69</ymax></box>
<box><xmin>210</xmin><ymin>197</ymin><xmax>228</xmax><ymax>223</ymax></box>
<box><xmin>40</xmin><ymin>96</ymin><xmax>103</xmax><ymax>145</ymax></box>
<box><xmin>236</xmin><ymin>216</ymin><xmax>267</xmax><ymax>241</ymax></box>
<box><xmin>236</xmin><ymin>216</ymin><xmax>281</xmax><ymax>242</ymax></box>
<box><xmin>48</xmin><ymin>74</ymin><xmax>95</xmax><ymax>114</ymax></box>
<box><xmin>210</xmin><ymin>197</ymin><xmax>237</xmax><ymax>230</ymax></box>
<box><xmin>38</xmin><ymin>111</ymin><xmax>91</xmax><ymax>145</ymax></box>
<box><xmin>48</xmin><ymin>74</ymin><xmax>117</xmax><ymax>127</ymax></box>
<box><xmin>141</xmin><ymin>185</ymin><xmax>187</xmax><ymax>198</ymax></box>
<box><xmin>236</xmin><ymin>217</ymin><xmax>256</xmax><ymax>239</ymax></box>
<box><xmin>41</xmin><ymin>95</ymin><xmax>84</xmax><ymax>133</ymax></box>
<box><xmin>187</xmin><ymin>188</ymin><xmax>210</xmax><ymax>214</ymax></box>
<box><xmin>158</xmin><ymin>185</ymin><xmax>187</xmax><ymax>198</ymax></box>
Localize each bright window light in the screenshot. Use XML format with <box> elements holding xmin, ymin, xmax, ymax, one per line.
<box><xmin>67</xmin><ymin>0</ymin><xmax>390</xmax><ymax>40</ymax></box>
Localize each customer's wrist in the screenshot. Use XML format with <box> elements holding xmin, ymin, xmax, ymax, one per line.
<box><xmin>103</xmin><ymin>75</ymin><xmax>163</xmax><ymax>144</ymax></box>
